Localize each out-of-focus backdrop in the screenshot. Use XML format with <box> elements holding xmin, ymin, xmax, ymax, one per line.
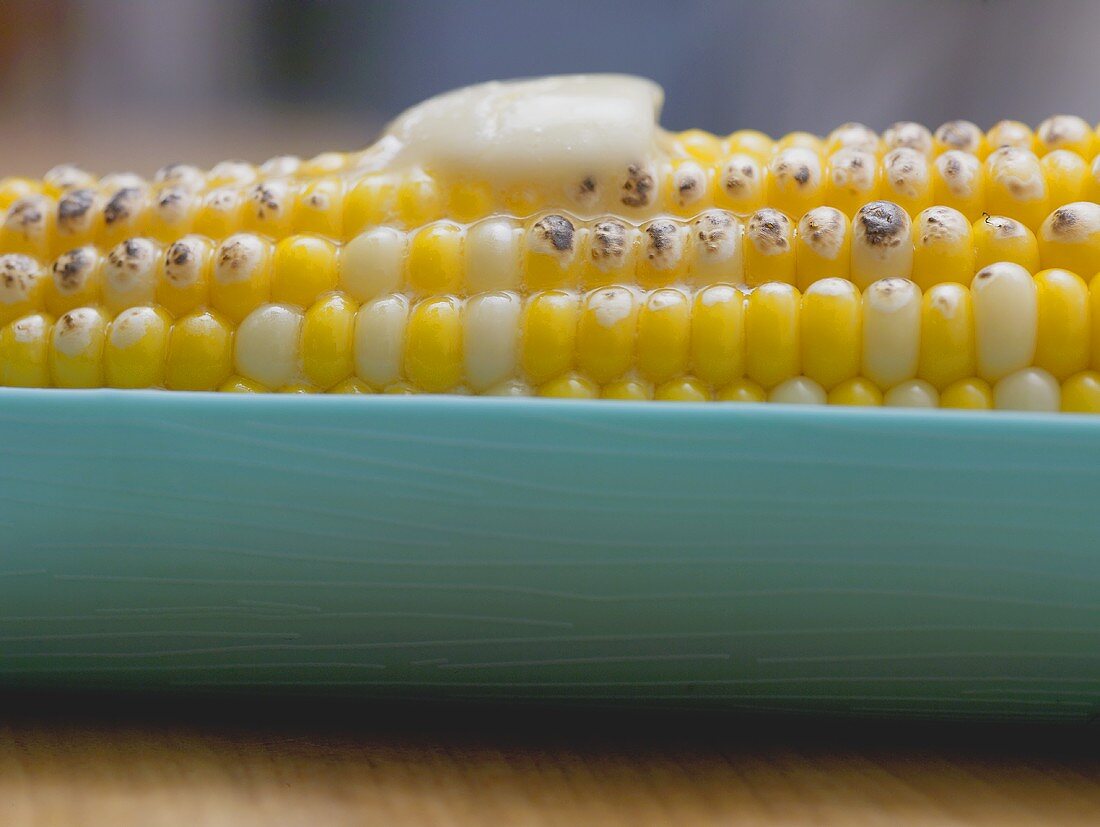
<box><xmin>3</xmin><ymin>0</ymin><xmax>1100</xmax><ymax>176</ymax></box>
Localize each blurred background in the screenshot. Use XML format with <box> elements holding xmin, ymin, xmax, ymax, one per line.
<box><xmin>3</xmin><ymin>0</ymin><xmax>1100</xmax><ymax>176</ymax></box>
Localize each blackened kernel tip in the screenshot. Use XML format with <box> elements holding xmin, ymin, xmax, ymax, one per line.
<box><xmin>534</xmin><ymin>214</ymin><xmax>575</xmax><ymax>252</ymax></box>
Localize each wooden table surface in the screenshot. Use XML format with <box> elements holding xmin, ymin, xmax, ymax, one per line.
<box><xmin>1</xmin><ymin>691</ymin><xmax>1098</xmax><ymax>826</ymax></box>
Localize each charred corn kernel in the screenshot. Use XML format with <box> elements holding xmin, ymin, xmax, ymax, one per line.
<box><xmin>666</xmin><ymin>161</ymin><xmax>709</xmax><ymax>216</ymax></box>
<box><xmin>972</xmin><ymin>215</ymin><xmax>1039</xmax><ymax>273</ymax></box>
<box><xmin>918</xmin><ymin>283</ymin><xmax>975</xmax><ymax>389</ymax></box>
<box><xmin>343</xmin><ymin>176</ymin><xmax>395</xmax><ymax>238</ymax></box>
<box><xmin>795</xmin><ymin>207</ymin><xmax>850</xmax><ymax>290</ymax></box>
<box><xmin>827</xmin><ymin>376</ymin><xmax>882</xmax><ymax>406</ymax></box>
<box><xmin>745</xmin><ymin>281</ymin><xmax>800</xmax><ymax>389</ymax></box>
<box><xmin>745</xmin><ymin>208</ymin><xmax>795</xmax><ymax>287</ymax></box>
<box><xmin>601</xmin><ymin>378</ymin><xmax>652</xmax><ymax>400</ymax></box>
<box><xmin>583</xmin><ymin>219</ymin><xmax>640</xmax><ymax>289</ymax></box>
<box><xmin>219</xmin><ymin>375</ymin><xmax>267</xmax><ymax>393</ymax></box>
<box><xmin>299</xmin><ymin>151</ymin><xmax>347</xmax><ymax>177</ymax></box>
<box><xmin>104</xmin><ymin>306</ymin><xmax>170</xmax><ymax>388</ymax></box>
<box><xmin>243</xmin><ymin>180</ymin><xmax>294</xmax><ymax>238</ymax></box>
<box><xmin>715</xmin><ymin>154</ymin><xmax>765</xmax><ymax>214</ymax></box>
<box><xmin>354</xmin><ymin>295</ymin><xmax>408</xmax><ymax>387</ymax></box>
<box><xmin>340</xmin><ymin>227</ymin><xmax>405</xmax><ymax>302</ymax></box>
<box><xmin>883</xmin><ymin>122</ymin><xmax>932</xmax><ymax>155</ymax></box>
<box><xmin>524</xmin><ymin>215</ymin><xmax>579</xmax><ymax>290</ymax></box>
<box><xmin>153</xmin><ymin>164</ymin><xmax>205</xmax><ymax>194</ymax></box>
<box><xmin>395</xmin><ymin>170</ymin><xmax>443</xmax><ymax>226</ymax></box>
<box><xmin>49</xmin><ymin>307</ymin><xmax>107</xmax><ymax>388</ymax></box>
<box><xmin>2</xmin><ymin>195</ymin><xmax>55</xmax><ymax>258</ymax></box>
<box><xmin>825</xmin><ymin>149</ymin><xmax>879</xmax><ymax>219</ymax></box>
<box><xmin>800</xmin><ymin>277</ymin><xmax>860</xmax><ymax>390</ymax></box>
<box><xmin>157</xmin><ymin>236</ymin><xmax>211</xmax><ymax>317</ymax></box>
<box><xmin>655</xmin><ymin>376</ymin><xmax>710</xmax><ymax>401</ymax></box>
<box><xmin>972</xmin><ymin>262</ymin><xmax>1038</xmax><ymax>382</ymax></box>
<box><xmin>825</xmin><ymin>123</ymin><xmax>880</xmax><ymax>156</ymax></box>
<box><xmin>940</xmin><ymin>377</ymin><xmax>993</xmax><ymax>409</ymax></box>
<box><xmin>988</xmin><ymin>120</ymin><xmax>1034</xmax><ymax>151</ymax></box>
<box><xmin>1041</xmin><ymin>150</ymin><xmax>1088</xmax><ymax>206</ymax></box>
<box><xmin>862</xmin><ymin>278</ymin><xmax>921</xmax><ymax>389</ymax></box>
<box><xmin>235</xmin><ymin>303</ymin><xmax>303</xmax><ymax>388</ymax></box>
<box><xmin>164</xmin><ymin>310</ymin><xmax>233</xmax><ymax>391</ymax></box>
<box><xmin>484</xmin><ymin>378</ymin><xmax>530</xmax><ymax>397</ymax></box>
<box><xmin>677</xmin><ymin>129</ymin><xmax>723</xmax><ymax>163</ymax></box>
<box><xmin>447</xmin><ymin>179</ymin><xmax>494</xmax><ymax>222</ymax></box>
<box><xmin>330</xmin><ymin>377</ymin><xmax>373</xmax><ymax>394</ymax></box>
<box><xmin>301</xmin><ymin>293</ymin><xmax>356</xmax><ymax>389</ymax></box>
<box><xmin>851</xmin><ymin>201</ymin><xmax>912</xmax><ymax>289</ymax></box>
<box><xmin>768</xmin><ymin>147</ymin><xmax>824</xmax><ymax>218</ymax></box>
<box><xmin>293</xmin><ymin>177</ymin><xmax>344</xmax><ymax>238</ymax></box>
<box><xmin>1062</xmin><ymin>371</ymin><xmax>1100</xmax><ymax>412</ymax></box>
<box><xmin>0</xmin><ymin>254</ymin><xmax>46</xmax><ymax>325</ymax></box>
<box><xmin>933</xmin><ymin>120</ymin><xmax>985</xmax><ymax>157</ymax></box>
<box><xmin>0</xmin><ymin>177</ymin><xmax>42</xmax><ymax>209</ymax></box>
<box><xmin>45</xmin><ymin>246</ymin><xmax>99</xmax><ymax>315</ymax></box>
<box><xmin>769</xmin><ymin>376</ymin><xmax>826</xmax><ymax>405</ymax></box>
<box><xmin>882</xmin><ymin>148</ymin><xmax>932</xmax><ymax>215</ymax></box>
<box><xmin>193</xmin><ymin>188</ymin><xmax>243</xmax><ymax>239</ymax></box>
<box><xmin>884</xmin><ymin>379</ymin><xmax>939</xmax><ymax>408</ymax></box>
<box><xmin>466</xmin><ymin>218</ymin><xmax>522</xmax><ymax>293</ymax></box>
<box><xmin>933</xmin><ymin>151</ymin><xmax>984</xmax><ymax>222</ymax></box>
<box><xmin>911</xmin><ymin>206</ymin><xmax>973</xmax><ymax>290</ymax></box>
<box><xmin>0</xmin><ymin>313</ymin><xmax>51</xmax><ymax>387</ymax></box>
<box><xmin>994</xmin><ymin>367</ymin><xmax>1060</xmax><ymax>411</ymax></box>
<box><xmin>56</xmin><ymin>189</ymin><xmax>99</xmax><ymax>246</ymax></box>
<box><xmin>44</xmin><ymin>165</ymin><xmax>96</xmax><ymax>196</ymax></box>
<box><xmin>146</xmin><ymin>186</ymin><xmax>195</xmax><ymax>242</ymax></box>
<box><xmin>727</xmin><ymin>130</ymin><xmax>773</xmax><ymax>159</ymax></box>
<box><xmin>404</xmin><ymin>296</ymin><xmax>463</xmax><ymax>392</ymax></box>
<box><xmin>1034</xmin><ymin>268</ymin><xmax>1090</xmax><ymax>380</ymax></box>
<box><xmin>1036</xmin><ymin>115</ymin><xmax>1094</xmax><ymax>157</ymax></box>
<box><xmin>689</xmin><ymin>211</ymin><xmax>742</xmax><ymax>285</ymax></box>
<box><xmin>538</xmin><ymin>373</ymin><xmax>598</xmax><ymax>399</ymax></box>
<box><xmin>1038</xmin><ymin>202</ymin><xmax>1100</xmax><ymax>276</ymax></box>
<box><xmin>464</xmin><ymin>291</ymin><xmax>520</xmax><ymax>391</ymax></box>
<box><xmin>637</xmin><ymin>219</ymin><xmax>688</xmax><ymax>288</ymax></box>
<box><xmin>985</xmin><ymin>147</ymin><xmax>1048</xmax><ymax>229</ymax></box>
<box><xmin>101</xmin><ymin>238</ymin><xmax>158</xmax><ymax>315</ymax></box>
<box><xmin>636</xmin><ymin>288</ymin><xmax>691</xmax><ymax>383</ymax></box>
<box><xmin>405</xmin><ymin>222</ymin><xmax>465</xmax><ymax>296</ymax></box>
<box><xmin>717</xmin><ymin>378</ymin><xmax>766</xmax><ymax>402</ymax></box>
<box><xmin>207</xmin><ymin>161</ymin><xmax>256</xmax><ymax>189</ymax></box>
<box><xmin>211</xmin><ymin>234</ymin><xmax>272</xmax><ymax>324</ymax></box>
<box><xmin>690</xmin><ymin>284</ymin><xmax>744</xmax><ymax>387</ymax></box>
<box><xmin>98</xmin><ymin>187</ymin><xmax>147</xmax><ymax>248</ymax></box>
<box><xmin>272</xmin><ymin>235</ymin><xmax>338</xmax><ymax>307</ymax></box>
<box><xmin>577</xmin><ymin>286</ymin><xmax>638</xmax><ymax>383</ymax></box>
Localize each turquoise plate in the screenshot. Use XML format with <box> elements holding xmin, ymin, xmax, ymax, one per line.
<box><xmin>2</xmin><ymin>388</ymin><xmax>1099</xmax><ymax>721</ymax></box>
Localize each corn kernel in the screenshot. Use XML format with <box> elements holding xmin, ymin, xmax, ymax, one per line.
<box><xmin>1062</xmin><ymin>371</ymin><xmax>1100</xmax><ymax>413</ymax></box>
<box><xmin>776</xmin><ymin>131</ymin><xmax>823</xmax><ymax>154</ymax></box>
<box><xmin>689</xmin><ymin>211</ymin><xmax>743</xmax><ymax>286</ymax></box>
<box><xmin>985</xmin><ymin>147</ymin><xmax>1048</xmax><ymax>229</ymax></box>
<box><xmin>102</xmin><ymin>238</ymin><xmax>158</xmax><ymax>315</ymax></box>
<box><xmin>207</xmin><ymin>161</ymin><xmax>256</xmax><ymax>189</ymax></box>
<box><xmin>271</xmin><ymin>235</ymin><xmax>338</xmax><ymax>308</ymax></box>
<box><xmin>104</xmin><ymin>305</ymin><xmax>171</xmax><ymax>389</ymax></box>
<box><xmin>50</xmin><ymin>306</ymin><xmax>107</xmax><ymax>388</ymax></box>
<box><xmin>972</xmin><ymin>262</ymin><xmax>1038</xmax><ymax>382</ymax></box>
<box><xmin>918</xmin><ymin>282</ymin><xmax>975</xmax><ymax>389</ymax></box>
<box><xmin>0</xmin><ymin>313</ymin><xmax>51</xmax><ymax>387</ymax></box>
<box><xmin>45</xmin><ymin>246</ymin><xmax>99</xmax><ymax>316</ymax></box>
<box><xmin>1033</xmin><ymin>268</ymin><xmax>1090</xmax><ymax>381</ymax></box>
<box><xmin>538</xmin><ymin>373</ymin><xmax>598</xmax><ymax>399</ymax></box>
<box><xmin>851</xmin><ymin>201</ymin><xmax>913</xmax><ymax>290</ymax></box>
<box><xmin>1</xmin><ymin>195</ymin><xmax>55</xmax><ymax>259</ymax></box>
<box><xmin>745</xmin><ymin>209</ymin><xmax>795</xmax><ymax>287</ymax></box>
<box><xmin>405</xmin><ymin>296</ymin><xmax>463</xmax><ymax>393</ymax></box>
<box><xmin>447</xmin><ymin>179</ymin><xmax>494</xmax><ymax>222</ymax></box>
<box><xmin>301</xmin><ymin>293</ymin><xmax>356</xmax><ymax>389</ymax></box>
<box><xmin>524</xmin><ymin>214</ymin><xmax>580</xmax><ymax>290</ymax></box>
<box><xmin>884</xmin><ymin>379</ymin><xmax>939</xmax><ymax>408</ymax></box>
<box><xmin>466</xmin><ymin>218</ymin><xmax>522</xmax><ymax>293</ymax></box>
<box><xmin>1037</xmin><ymin>202</ymin><xmax>1100</xmax><ymax>277</ymax></box>
<box><xmin>293</xmin><ymin>177</ymin><xmax>344</xmax><ymax>238</ymax></box>
<box><xmin>56</xmin><ymin>188</ymin><xmax>99</xmax><ymax>248</ymax></box>
<box><xmin>745</xmin><ymin>281</ymin><xmax>800</xmax><ymax>389</ymax></box>
<box><xmin>395</xmin><ymin>170</ymin><xmax>443</xmax><ymax>226</ymax></box>
<box><xmin>862</xmin><ymin>278</ymin><xmax>921</xmax><ymax>389</ymax></box>
<box><xmin>994</xmin><ymin>367</ymin><xmax>1060</xmax><ymax>411</ymax></box>
<box><xmin>235</xmin><ymin>303</ymin><xmax>304</xmax><ymax>389</ymax></box>
<box><xmin>637</xmin><ymin>288</ymin><xmax>691</xmax><ymax>383</ymax></box>
<box><xmin>768</xmin><ymin>147</ymin><xmax>824</xmax><ymax>219</ymax></box>
<box><xmin>193</xmin><ymin>187</ymin><xmax>243</xmax><ymax>240</ymax></box>
<box><xmin>354</xmin><ymin>295</ymin><xmax>408</xmax><ymax>387</ymax></box>
<box><xmin>157</xmin><ymin>236</ymin><xmax>211</xmax><ymax>318</ymax></box>
<box><xmin>768</xmin><ymin>375</ymin><xmax>826</xmax><ymax>404</ymax></box>
<box><xmin>582</xmin><ymin>219</ymin><xmax>639</xmax><ymax>290</ymax></box>
<box><xmin>97</xmin><ymin>187</ymin><xmax>147</xmax><ymax>249</ymax></box>
<box><xmin>716</xmin><ymin>379</ymin><xmax>766</xmax><ymax>402</ymax></box>
<box><xmin>0</xmin><ymin>254</ymin><xmax>46</xmax><ymax>326</ymax></box>
<box><xmin>1036</xmin><ymin>115</ymin><xmax>1094</xmax><ymax>158</ymax></box>
<box><xmin>800</xmin><ymin>277</ymin><xmax>860</xmax><ymax>390</ymax></box>
<box><xmin>211</xmin><ymin>234</ymin><xmax>272</xmax><ymax>324</ymax></box>
<box><xmin>825</xmin><ymin>149</ymin><xmax>880</xmax><ymax>219</ymax></box>
<box><xmin>932</xmin><ymin>151</ymin><xmax>984</xmax><ymax>222</ymax></box>
<box><xmin>0</xmin><ymin>177</ymin><xmax>42</xmax><ymax>210</ymax></box>
<box><xmin>824</xmin><ymin>123</ymin><xmax>880</xmax><ymax>156</ymax></box>
<box><xmin>827</xmin><ymin>376</ymin><xmax>882</xmax><ymax>406</ymax></box>
<box><xmin>602</xmin><ymin>379</ymin><xmax>653</xmax><ymax>400</ymax></box>
<box><xmin>795</xmin><ymin>207</ymin><xmax>850</xmax><ymax>290</ymax></box>
<box><xmin>940</xmin><ymin>377</ymin><xmax>993</xmax><ymax>410</ymax></box>
<box><xmin>343</xmin><ymin>175</ymin><xmax>395</xmax><ymax>238</ymax></box>
<box><xmin>933</xmin><ymin>120</ymin><xmax>985</xmax><ymax>157</ymax></box>
<box><xmin>715</xmin><ymin>154</ymin><xmax>765</xmax><ymax>214</ymax></box>
<box><xmin>727</xmin><ymin>130</ymin><xmax>773</xmax><ymax>159</ymax></box>
<box><xmin>988</xmin><ymin>120</ymin><xmax>1034</xmax><ymax>151</ymax></box>
<box><xmin>520</xmin><ymin>290</ymin><xmax>579</xmax><ymax>385</ymax></box>
<box><xmin>690</xmin><ymin>284</ymin><xmax>745</xmax><ymax>388</ymax></box>
<box><xmin>637</xmin><ymin>219</ymin><xmax>688</xmax><ymax>288</ymax></box>
<box><xmin>666</xmin><ymin>160</ymin><xmax>709</xmax><ymax>216</ymax></box>
<box><xmin>972</xmin><ymin>215</ymin><xmax>1040</xmax><ymax>273</ymax></box>
<box><xmin>1041</xmin><ymin>150</ymin><xmax>1088</xmax><ymax>207</ymax></box>
<box><xmin>330</xmin><ymin>377</ymin><xmax>373</xmax><ymax>394</ymax></box>
<box><xmin>464</xmin><ymin>291</ymin><xmax>520</xmax><ymax>392</ymax></box>
<box><xmin>882</xmin><ymin>148</ymin><xmax>932</xmax><ymax>216</ymax></box>
<box><xmin>577</xmin><ymin>286</ymin><xmax>638</xmax><ymax>384</ymax></box>
<box><xmin>165</xmin><ymin>310</ymin><xmax>233</xmax><ymax>391</ymax></box>
<box><xmin>883</xmin><ymin>122</ymin><xmax>932</xmax><ymax>155</ymax></box>
<box><xmin>677</xmin><ymin>129</ymin><xmax>724</xmax><ymax>163</ymax></box>
<box><xmin>911</xmin><ymin>206</ymin><xmax>974</xmax><ymax>291</ymax></box>
<box><xmin>655</xmin><ymin>376</ymin><xmax>710</xmax><ymax>402</ymax></box>
<box><xmin>219</xmin><ymin>375</ymin><xmax>267</xmax><ymax>393</ymax></box>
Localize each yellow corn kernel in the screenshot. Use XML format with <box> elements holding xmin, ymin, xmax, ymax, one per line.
<box><xmin>911</xmin><ymin>206</ymin><xmax>974</xmax><ymax>291</ymax></box>
<box><xmin>827</xmin><ymin>377</ymin><xmax>883</xmax><ymax>406</ymax></box>
<box><xmin>744</xmin><ymin>208</ymin><xmax>795</xmax><ymax>287</ymax></box>
<box><xmin>104</xmin><ymin>305</ymin><xmax>171</xmax><ymax>389</ymax></box>
<box><xmin>994</xmin><ymin>367</ymin><xmax>1060</xmax><ymax>412</ymax></box>
<box><xmin>824</xmin><ymin>123</ymin><xmax>880</xmax><ymax>156</ymax></box>
<box><xmin>940</xmin><ymin>377</ymin><xmax>993</xmax><ymax>410</ymax></box>
<box><xmin>1037</xmin><ymin>202</ymin><xmax>1100</xmax><ymax>277</ymax></box>
<box><xmin>219</xmin><ymin>376</ymin><xmax>268</xmax><ymax>393</ymax></box>
<box><xmin>988</xmin><ymin>120</ymin><xmax>1034</xmax><ymax>151</ymax></box>
<box><xmin>745</xmin><ymin>281</ymin><xmax>800</xmax><ymax>389</ymax></box>
<box><xmin>932</xmin><ymin>151</ymin><xmax>984</xmax><ymax>222</ymax></box>
<box><xmin>464</xmin><ymin>291</ymin><xmax>520</xmax><ymax>392</ymax></box>
<box><xmin>211</xmin><ymin>234</ymin><xmax>272</xmax><ymax>324</ymax></box>
<box><xmin>145</xmin><ymin>186</ymin><xmax>196</xmax><ymax>243</ymax></box>
<box><xmin>716</xmin><ymin>378</ymin><xmax>766</xmax><ymax>402</ymax></box>
<box><xmin>677</xmin><ymin>129</ymin><xmax>723</xmax><ymax>163</ymax></box>
<box><xmin>636</xmin><ymin>288</ymin><xmax>691</xmax><ymax>383</ymax></box>
<box><xmin>343</xmin><ymin>175</ymin><xmax>395</xmax><ymax>238</ymax></box>
<box><xmin>1</xmin><ymin>195</ymin><xmax>55</xmax><ymax>259</ymax></box>
<box><xmin>1036</xmin><ymin>115</ymin><xmax>1094</xmax><ymax>158</ymax></box>
<box><xmin>156</xmin><ymin>236</ymin><xmax>211</xmax><ymax>318</ymax></box>
<box><xmin>637</xmin><ymin>220</ymin><xmax>688</xmax><ymax>289</ymax></box>
<box><xmin>466</xmin><ymin>218</ymin><xmax>522</xmax><ymax>293</ymax></box>
<box><xmin>501</xmin><ymin>185</ymin><xmax>542</xmax><ymax>217</ymax></box>
<box><xmin>1091</xmin><ymin>273</ymin><xmax>1100</xmax><ymax>368</ymax></box>
<box><xmin>972</xmin><ymin>215</ymin><xmax>1040</xmax><ymax>273</ymax></box>
<box><xmin>582</xmin><ymin>219</ymin><xmax>639</xmax><ymax>290</ymax></box>
<box><xmin>97</xmin><ymin>186</ymin><xmax>147</xmax><ymax>249</ymax></box>
<box><xmin>520</xmin><ymin>291</ymin><xmax>579</xmax><ymax>385</ymax></box>
<box><xmin>0</xmin><ymin>313</ymin><xmax>52</xmax><ymax>387</ymax></box>
<box><xmin>576</xmin><ymin>286</ymin><xmax>638</xmax><ymax>384</ymax></box>
<box><xmin>690</xmin><ymin>284</ymin><xmax>744</xmax><ymax>388</ymax></box>
<box><xmin>769</xmin><ymin>376</ymin><xmax>826</xmax><ymax>405</ymax></box>
<box><xmin>1041</xmin><ymin>150</ymin><xmax>1088</xmax><ymax>206</ymax></box>
<box><xmin>0</xmin><ymin>177</ymin><xmax>42</xmax><ymax>209</ymax></box>
<box><xmin>193</xmin><ymin>188</ymin><xmax>243</xmax><ymax>240</ymax></box>
<box><xmin>776</xmin><ymin>131</ymin><xmax>823</xmax><ymax>154</ymax></box>
<box><xmin>271</xmin><ymin>235</ymin><xmax>338</xmax><ymax>308</ymax></box>
<box><xmin>102</xmin><ymin>238</ymin><xmax>158</xmax><ymax>315</ymax></box>
<box><xmin>825</xmin><ymin>149</ymin><xmax>879</xmax><ymax>220</ymax></box>
<box><xmin>330</xmin><ymin>377</ymin><xmax>374</xmax><ymax>394</ymax></box>
<box><xmin>1062</xmin><ymin>371</ymin><xmax>1100</xmax><ymax>413</ymax></box>
<box><xmin>602</xmin><ymin>379</ymin><xmax>653</xmax><ymax>400</ymax></box>
<box><xmin>293</xmin><ymin>177</ymin><xmax>345</xmax><ymax>238</ymax></box>
<box><xmin>972</xmin><ymin>262</ymin><xmax>1038</xmax><ymax>382</ymax></box>
<box><xmin>395</xmin><ymin>170</ymin><xmax>443</xmax><ymax>226</ymax></box>
<box><xmin>883</xmin><ymin>122</ymin><xmax>933</xmax><ymax>155</ymax></box>
<box><xmin>207</xmin><ymin>161</ymin><xmax>256</xmax><ymax>189</ymax></box>
<box><xmin>165</xmin><ymin>310</ymin><xmax>234</xmax><ymax>391</ymax></box>
<box><xmin>884</xmin><ymin>379</ymin><xmax>939</xmax><ymax>408</ymax></box>
<box><xmin>447</xmin><ymin>179</ymin><xmax>494</xmax><ymax>223</ymax></box>
<box><xmin>242</xmin><ymin>179</ymin><xmax>294</xmax><ymax>238</ymax></box>
<box><xmin>933</xmin><ymin>120</ymin><xmax>985</xmax><ymax>157</ymax></box>
<box><xmin>714</xmin><ymin>154</ymin><xmax>766</xmax><ymax>214</ymax></box>
<box><xmin>235</xmin><ymin>303</ymin><xmax>303</xmax><ymax>389</ymax></box>
<box><xmin>45</xmin><ymin>246</ymin><xmax>99</xmax><ymax>316</ymax></box>
<box><xmin>727</xmin><ymin>130</ymin><xmax>773</xmax><ymax>159</ymax></box>
<box><xmin>882</xmin><ymin>148</ymin><xmax>932</xmax><ymax>216</ymax></box>
<box><xmin>984</xmin><ymin>147</ymin><xmax>1048</xmax><ymax>229</ymax></box>
<box><xmin>665</xmin><ymin>160</ymin><xmax>710</xmax><ymax>216</ymax></box>
<box><xmin>850</xmin><ymin>201</ymin><xmax>913</xmax><ymax>290</ymax></box>
<box><xmin>800</xmin><ymin>277</ymin><xmax>860</xmax><ymax>390</ymax></box>
<box><xmin>0</xmin><ymin>254</ymin><xmax>47</xmax><ymax>326</ymax></box>
<box><xmin>56</xmin><ymin>188</ymin><xmax>99</xmax><ymax>248</ymax></box>
<box><xmin>299</xmin><ymin>151</ymin><xmax>346</xmax><ymax>177</ymax></box>
<box><xmin>301</xmin><ymin>293</ymin><xmax>356</xmax><ymax>390</ymax></box>
<box><xmin>1033</xmin><ymin>268</ymin><xmax>1090</xmax><ymax>381</ymax></box>
<box><xmin>689</xmin><ymin>211</ymin><xmax>742</xmax><ymax>286</ymax></box>
<box><xmin>405</xmin><ymin>296</ymin><xmax>463</xmax><ymax>393</ymax></box>
<box><xmin>795</xmin><ymin>207</ymin><xmax>850</xmax><ymax>290</ymax></box>
<box><xmin>524</xmin><ymin>215</ymin><xmax>580</xmax><ymax>291</ymax></box>
<box><xmin>354</xmin><ymin>295</ymin><xmax>408</xmax><ymax>387</ymax></box>
<box><xmin>767</xmin><ymin>147</ymin><xmax>824</xmax><ymax>219</ymax></box>
<box><xmin>538</xmin><ymin>373</ymin><xmax>598</xmax><ymax>399</ymax></box>
<box><xmin>862</xmin><ymin>278</ymin><xmax>921</xmax><ymax>389</ymax></box>
<box><xmin>49</xmin><ymin>307</ymin><xmax>107</xmax><ymax>388</ymax></box>
<box><xmin>655</xmin><ymin>376</ymin><xmax>710</xmax><ymax>402</ymax></box>
<box><xmin>918</xmin><ymin>283</ymin><xmax>975</xmax><ymax>390</ymax></box>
